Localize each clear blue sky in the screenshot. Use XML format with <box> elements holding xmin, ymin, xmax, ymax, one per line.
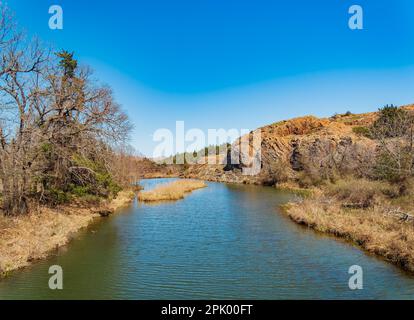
<box><xmin>7</xmin><ymin>0</ymin><xmax>414</xmax><ymax>156</ymax></box>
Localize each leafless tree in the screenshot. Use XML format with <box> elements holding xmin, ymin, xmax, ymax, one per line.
<box><xmin>298</xmin><ymin>136</ymin><xmax>376</xmax><ymax>183</ymax></box>
<box><xmin>370</xmin><ymin>106</ymin><xmax>414</xmax><ymax>184</ymax></box>
<box><xmin>0</xmin><ymin>3</ymin><xmax>132</xmax><ymax>215</ymax></box>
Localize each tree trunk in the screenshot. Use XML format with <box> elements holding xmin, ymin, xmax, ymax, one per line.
<box><xmin>3</xmin><ymin>193</ymin><xmax>28</xmax><ymax>216</ymax></box>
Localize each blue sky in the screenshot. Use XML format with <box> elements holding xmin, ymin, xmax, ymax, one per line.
<box><xmin>7</xmin><ymin>0</ymin><xmax>414</xmax><ymax>156</ymax></box>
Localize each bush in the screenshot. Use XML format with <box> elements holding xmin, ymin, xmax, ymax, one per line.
<box><xmin>373</xmin><ymin>152</ymin><xmax>399</xmax><ymax>183</ymax></box>
<box><xmin>71</xmin><ymin>155</ymin><xmax>121</xmax><ymax>197</ymax></box>
<box><xmin>296</xmin><ymin>171</ymin><xmax>326</xmax><ymax>188</ymax></box>
<box><xmin>352</xmin><ymin>126</ymin><xmax>371</xmax><ymax>138</ymax></box>
<box><xmin>369</xmin><ymin>105</ymin><xmax>414</xmax><ymax>183</ymax></box>
<box><xmin>325</xmin><ymin>178</ymin><xmax>398</xmax><ymax>208</ymax></box>
<box><xmin>268</xmin><ymin>158</ymin><xmax>292</xmax><ymax>184</ymax></box>
<box><xmin>45</xmin><ymin>188</ymin><xmax>71</xmax><ymax>205</ymax></box>
<box><xmin>371</xmin><ymin>105</ymin><xmax>412</xmax><ymax>138</ymax></box>
<box><xmin>70</xmin><ymin>185</ymin><xmax>92</xmax><ymax>197</ymax></box>
<box><xmin>373</xmin><ymin>146</ymin><xmax>413</xmax><ymax>184</ymax></box>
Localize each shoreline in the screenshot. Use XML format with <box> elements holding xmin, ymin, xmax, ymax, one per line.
<box><xmin>2</xmin><ymin>176</ymin><xmax>413</xmax><ymax>278</ymax></box>
<box><xmin>185</xmin><ymin>175</ymin><xmax>414</xmax><ymax>275</ymax></box>
<box><xmin>136</xmin><ymin>176</ymin><xmax>414</xmax><ymax>275</ymax></box>
<box><xmin>281</xmin><ymin>195</ymin><xmax>414</xmax><ymax>274</ymax></box>
<box><xmin>0</xmin><ymin>190</ymin><xmax>135</xmax><ymax>277</ymax></box>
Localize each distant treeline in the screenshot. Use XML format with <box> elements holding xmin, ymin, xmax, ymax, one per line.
<box><xmin>162</xmin><ymin>143</ymin><xmax>231</xmax><ymax>165</ymax></box>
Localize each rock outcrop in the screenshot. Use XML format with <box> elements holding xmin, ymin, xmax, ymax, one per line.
<box><xmin>184</xmin><ymin>106</ymin><xmax>414</xmax><ymax>185</ymax></box>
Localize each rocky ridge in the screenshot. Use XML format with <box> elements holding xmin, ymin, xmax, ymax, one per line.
<box><xmin>183</xmin><ymin>105</ymin><xmax>414</xmax><ymax>185</ymax></box>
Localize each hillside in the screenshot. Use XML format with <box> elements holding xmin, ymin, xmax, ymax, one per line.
<box><xmin>184</xmin><ymin>105</ymin><xmax>414</xmax><ymax>185</ymax></box>
<box><xmin>182</xmin><ymin>104</ymin><xmax>414</xmax><ymax>273</ymax></box>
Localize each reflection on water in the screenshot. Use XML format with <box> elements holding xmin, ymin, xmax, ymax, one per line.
<box><xmin>1</xmin><ymin>178</ymin><xmax>414</xmax><ymax>299</ymax></box>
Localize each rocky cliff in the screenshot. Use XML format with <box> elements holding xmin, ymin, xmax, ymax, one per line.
<box><xmin>184</xmin><ymin>105</ymin><xmax>414</xmax><ymax>185</ymax></box>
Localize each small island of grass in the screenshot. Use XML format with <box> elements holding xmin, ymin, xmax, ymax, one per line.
<box><xmin>138</xmin><ymin>180</ymin><xmax>207</xmax><ymax>202</ymax></box>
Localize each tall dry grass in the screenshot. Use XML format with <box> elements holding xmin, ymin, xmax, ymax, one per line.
<box><xmin>0</xmin><ymin>190</ymin><xmax>135</xmax><ymax>275</ymax></box>
<box><xmin>325</xmin><ymin>178</ymin><xmax>400</xmax><ymax>208</ymax></box>
<box><xmin>283</xmin><ymin>191</ymin><xmax>414</xmax><ymax>272</ymax></box>
<box><xmin>138</xmin><ymin>179</ymin><xmax>207</xmax><ymax>202</ymax></box>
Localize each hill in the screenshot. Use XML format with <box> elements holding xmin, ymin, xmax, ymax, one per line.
<box><xmin>184</xmin><ymin>104</ymin><xmax>414</xmax><ymax>185</ymax></box>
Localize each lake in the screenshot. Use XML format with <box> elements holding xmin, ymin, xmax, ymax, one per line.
<box><xmin>1</xmin><ymin>178</ymin><xmax>414</xmax><ymax>299</ymax></box>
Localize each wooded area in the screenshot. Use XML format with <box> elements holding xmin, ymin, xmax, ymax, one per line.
<box><xmin>0</xmin><ymin>3</ymin><xmax>136</xmax><ymax>216</ymax></box>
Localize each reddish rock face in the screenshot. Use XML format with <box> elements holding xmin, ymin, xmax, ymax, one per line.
<box><xmin>147</xmin><ymin>105</ymin><xmax>414</xmax><ymax>186</ymax></box>
<box><xmin>183</xmin><ymin>111</ymin><xmax>384</xmax><ymax>185</ymax></box>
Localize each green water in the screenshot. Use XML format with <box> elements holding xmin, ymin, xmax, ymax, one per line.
<box><xmin>1</xmin><ymin>178</ymin><xmax>414</xmax><ymax>299</ymax></box>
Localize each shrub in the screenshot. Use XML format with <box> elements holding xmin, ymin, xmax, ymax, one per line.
<box><xmin>71</xmin><ymin>155</ymin><xmax>121</xmax><ymax>197</ymax></box>
<box><xmin>296</xmin><ymin>171</ymin><xmax>326</xmax><ymax>188</ymax></box>
<box><xmin>325</xmin><ymin>178</ymin><xmax>398</xmax><ymax>208</ymax></box>
<box><xmin>352</xmin><ymin>126</ymin><xmax>371</xmax><ymax>138</ymax></box>
<box><xmin>268</xmin><ymin>158</ymin><xmax>292</xmax><ymax>184</ymax></box>
<box><xmin>70</xmin><ymin>185</ymin><xmax>92</xmax><ymax>197</ymax></box>
<box><xmin>371</xmin><ymin>105</ymin><xmax>412</xmax><ymax>138</ymax></box>
<box><xmin>369</xmin><ymin>105</ymin><xmax>414</xmax><ymax>183</ymax></box>
<box><xmin>372</xmin><ymin>146</ymin><xmax>414</xmax><ymax>184</ymax></box>
<box><xmin>46</xmin><ymin>188</ymin><xmax>71</xmax><ymax>205</ymax></box>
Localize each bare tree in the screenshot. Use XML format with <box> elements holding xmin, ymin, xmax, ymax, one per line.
<box><xmin>370</xmin><ymin>105</ymin><xmax>414</xmax><ymax>184</ymax></box>
<box><xmin>0</xmin><ymin>3</ymin><xmax>48</xmax><ymax>214</ymax></box>
<box><xmin>0</xmin><ymin>3</ymin><xmax>132</xmax><ymax>215</ymax></box>
<box><xmin>298</xmin><ymin>136</ymin><xmax>376</xmax><ymax>184</ymax></box>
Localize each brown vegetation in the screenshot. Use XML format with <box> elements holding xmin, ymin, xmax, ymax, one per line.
<box><xmin>0</xmin><ymin>3</ymin><xmax>145</xmax><ymax>273</ymax></box>
<box><xmin>183</xmin><ymin>104</ymin><xmax>414</xmax><ymax>273</ymax></box>
<box><xmin>184</xmin><ymin>105</ymin><xmax>414</xmax><ymax>185</ymax></box>
<box><xmin>0</xmin><ymin>190</ymin><xmax>135</xmax><ymax>275</ymax></box>
<box><xmin>279</xmin><ymin>106</ymin><xmax>414</xmax><ymax>273</ymax></box>
<box><xmin>138</xmin><ymin>180</ymin><xmax>207</xmax><ymax>202</ymax></box>
<box><xmin>0</xmin><ymin>3</ymin><xmax>133</xmax><ymax>216</ymax></box>
<box><xmin>284</xmin><ymin>181</ymin><xmax>414</xmax><ymax>272</ymax></box>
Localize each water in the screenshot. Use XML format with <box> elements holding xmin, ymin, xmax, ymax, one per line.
<box><xmin>1</xmin><ymin>178</ymin><xmax>414</xmax><ymax>299</ymax></box>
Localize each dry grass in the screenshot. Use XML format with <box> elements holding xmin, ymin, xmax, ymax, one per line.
<box><xmin>325</xmin><ymin>178</ymin><xmax>400</xmax><ymax>208</ymax></box>
<box><xmin>0</xmin><ymin>190</ymin><xmax>135</xmax><ymax>275</ymax></box>
<box><xmin>108</xmin><ymin>190</ymin><xmax>135</xmax><ymax>211</ymax></box>
<box><xmin>283</xmin><ymin>195</ymin><xmax>414</xmax><ymax>273</ymax></box>
<box><xmin>138</xmin><ymin>179</ymin><xmax>207</xmax><ymax>202</ymax></box>
<box><xmin>276</xmin><ymin>181</ymin><xmax>319</xmax><ymax>197</ymax></box>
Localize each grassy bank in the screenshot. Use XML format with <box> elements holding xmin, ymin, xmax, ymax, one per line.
<box><xmin>138</xmin><ymin>179</ymin><xmax>207</xmax><ymax>202</ymax></box>
<box><xmin>0</xmin><ymin>190</ymin><xmax>135</xmax><ymax>276</ymax></box>
<box><xmin>282</xmin><ymin>178</ymin><xmax>414</xmax><ymax>273</ymax></box>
